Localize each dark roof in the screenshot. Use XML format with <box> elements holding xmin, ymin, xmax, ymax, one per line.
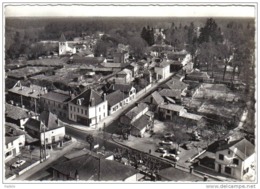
<box><xmin>216</xmin><ymin>138</ymin><xmax>255</xmax><ymax>160</ymax></box>
<box><xmin>41</xmin><ymin>91</ymin><xmax>71</xmax><ymax>103</ymax></box>
<box><xmin>158</xmin><ymin>167</ymin><xmax>202</xmax><ymax>181</ymax></box>
<box><xmin>125</xmin><ymin>103</ymin><xmax>149</xmax><ymax>120</ymax></box>
<box><xmin>131</xmin><ymin>115</ymin><xmax>150</xmax><ymax>130</ymax></box>
<box><xmin>151</xmin><ymin>91</ymin><xmax>164</xmax><ymax>105</ymax></box>
<box><xmin>166</xmin><ymin>78</ymin><xmax>188</xmax><ymax>91</ymax></box>
<box><xmin>113</xmin><ymin>84</ymin><xmax>133</xmax><ymax>93</ymax></box>
<box><xmin>106</xmin><ymin>90</ymin><xmax>126</xmax><ymax>107</ymax></box>
<box><xmin>5</xmin><ymin>136</ymin><xmax>20</xmax><ymax>145</ymax></box>
<box><xmin>60</xmin><ymin>33</ymin><xmax>66</xmax><ymax>42</ymax></box>
<box><xmin>5</xmin><ymin>103</ymin><xmax>31</xmax><ymax>120</ymax></box>
<box><xmin>159</xmin><ymin>103</ymin><xmax>184</xmax><ymax>112</ymax></box>
<box><xmin>24</xmin><ymin>111</ymin><xmax>60</xmax><ymax>132</ymax></box>
<box><xmin>187</xmin><ymin>70</ymin><xmax>210</xmax><ymax>78</ymax></box>
<box><xmin>70</xmin><ymin>89</ymin><xmax>103</xmax><ymax>107</ymax></box>
<box><xmin>52</xmin><ymin>154</ymin><xmax>138</xmax><ymax>181</ymax></box>
<box><xmin>159</xmin><ymin>89</ymin><xmax>181</xmax><ymax>99</ymax></box>
<box><xmin>71</xmin><ymin>55</ymin><xmax>105</xmax><ymax>65</ymax></box>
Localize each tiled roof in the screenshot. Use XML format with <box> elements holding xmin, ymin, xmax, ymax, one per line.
<box><xmin>41</xmin><ymin>91</ymin><xmax>71</xmax><ymax>103</ymax></box>
<box><xmin>180</xmin><ymin>112</ymin><xmax>202</xmax><ymax>121</ymax></box>
<box><xmin>126</xmin><ymin>103</ymin><xmax>148</xmax><ymax>119</ymax></box>
<box><xmin>70</xmin><ymin>88</ymin><xmax>103</xmax><ymax>107</ymax></box>
<box><xmin>131</xmin><ymin>115</ymin><xmax>150</xmax><ymax>130</ymax></box>
<box><xmin>5</xmin><ymin>103</ymin><xmax>31</xmax><ymax>120</ymax></box>
<box><xmin>187</xmin><ymin>70</ymin><xmax>210</xmax><ymax>78</ymax></box>
<box><xmin>52</xmin><ymin>154</ymin><xmax>138</xmax><ymax>181</ymax></box>
<box><xmin>113</xmin><ymin>84</ymin><xmax>133</xmax><ymax>93</ymax></box>
<box><xmin>159</xmin><ymin>89</ymin><xmax>181</xmax><ymax>99</ymax></box>
<box><xmin>159</xmin><ymin>103</ymin><xmax>184</xmax><ymax>112</ymax></box>
<box><xmin>158</xmin><ymin>167</ymin><xmax>202</xmax><ymax>181</ymax></box>
<box><xmin>166</xmin><ymin>78</ymin><xmax>188</xmax><ymax>91</ymax></box>
<box><xmin>106</xmin><ymin>90</ymin><xmax>126</xmax><ymax>107</ymax></box>
<box><xmin>5</xmin><ymin>136</ymin><xmax>20</xmax><ymax>145</ymax></box>
<box><xmin>151</xmin><ymin>91</ymin><xmax>164</xmax><ymax>105</ymax></box>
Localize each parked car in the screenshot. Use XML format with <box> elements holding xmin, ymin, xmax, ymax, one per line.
<box><xmin>155</xmin><ymin>147</ymin><xmax>167</xmax><ymax>154</ymax></box>
<box><xmin>163</xmin><ymin>153</ymin><xmax>180</xmax><ymax>162</ymax></box>
<box><xmin>159</xmin><ymin>140</ymin><xmax>173</xmax><ymax>145</ymax></box>
<box><xmin>12</xmin><ymin>160</ymin><xmax>26</xmax><ymax>168</ymax></box>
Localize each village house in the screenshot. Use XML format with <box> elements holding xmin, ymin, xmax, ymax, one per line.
<box><xmin>113</xmin><ymin>51</ymin><xmax>129</xmax><ymax>64</ymax></box>
<box><xmin>113</xmin><ymin>84</ymin><xmax>136</xmax><ymax>102</ymax></box>
<box><xmin>68</xmin><ymin>88</ymin><xmax>108</xmax><ymax>128</ymax></box>
<box><xmin>154</xmin><ymin>60</ymin><xmax>170</xmax><ymax>80</ymax></box>
<box><xmin>40</xmin><ymin>90</ymin><xmax>71</xmax><ymax>118</ymax></box>
<box><xmin>24</xmin><ymin>111</ymin><xmax>65</xmax><ymax>146</ymax></box>
<box><xmin>59</xmin><ymin>33</ymin><xmax>76</xmax><ymax>56</ymax></box>
<box><xmin>7</xmin><ymin>81</ymin><xmax>48</xmax><ymax>112</ymax></box>
<box><xmin>130</xmin><ymin>114</ymin><xmax>152</xmax><ymax>138</ymax></box>
<box><xmin>198</xmin><ymin>138</ymin><xmax>255</xmax><ymax>181</ymax></box>
<box><xmin>5</xmin><ymin>134</ymin><xmax>25</xmax><ymax>162</ymax></box>
<box><xmin>106</xmin><ymin>90</ymin><xmax>128</xmax><ymax>115</ymax></box>
<box><xmin>158</xmin><ymin>103</ymin><xmax>185</xmax><ymax>120</ymax></box>
<box><xmin>142</xmin><ymin>91</ymin><xmax>164</xmax><ymax>113</ymax></box>
<box><xmin>108</xmin><ymin>68</ymin><xmax>133</xmax><ymax>84</ymax></box>
<box><xmin>5</xmin><ymin>103</ymin><xmax>36</xmax><ymax>129</ymax></box>
<box><xmin>51</xmin><ymin>153</ymin><xmax>138</xmax><ymax>181</ymax></box>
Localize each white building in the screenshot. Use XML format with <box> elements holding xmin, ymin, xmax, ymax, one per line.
<box><xmin>5</xmin><ymin>135</ymin><xmax>25</xmax><ymax>162</ymax></box>
<box><xmin>214</xmin><ymin>138</ymin><xmax>255</xmax><ymax>181</ymax></box>
<box><xmin>68</xmin><ymin>89</ymin><xmax>108</xmax><ymax>128</ymax></box>
<box><xmin>154</xmin><ymin>61</ymin><xmax>170</xmax><ymax>80</ymax></box>
<box><xmin>59</xmin><ymin>33</ymin><xmax>76</xmax><ymax>56</ymax></box>
<box><xmin>24</xmin><ymin>111</ymin><xmax>65</xmax><ymax>145</ymax></box>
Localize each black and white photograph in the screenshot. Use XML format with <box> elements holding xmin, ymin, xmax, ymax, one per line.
<box><xmin>1</xmin><ymin>1</ymin><xmax>258</xmax><ymax>187</ymax></box>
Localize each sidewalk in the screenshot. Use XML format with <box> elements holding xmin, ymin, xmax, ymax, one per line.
<box><xmin>13</xmin><ymin>138</ymin><xmax>78</xmax><ymax>181</ymax></box>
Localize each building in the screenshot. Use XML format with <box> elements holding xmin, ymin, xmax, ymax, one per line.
<box><xmin>68</xmin><ymin>89</ymin><xmax>108</xmax><ymax>128</ymax></box>
<box><xmin>113</xmin><ymin>51</ymin><xmax>129</xmax><ymax>64</ymax></box>
<box><xmin>198</xmin><ymin>138</ymin><xmax>255</xmax><ymax>181</ymax></box>
<box><xmin>24</xmin><ymin>111</ymin><xmax>65</xmax><ymax>145</ymax></box>
<box><xmin>51</xmin><ymin>154</ymin><xmax>138</xmax><ymax>181</ymax></box>
<box><xmin>5</xmin><ymin>103</ymin><xmax>36</xmax><ymax>129</ymax></box>
<box><xmin>158</xmin><ymin>103</ymin><xmax>185</xmax><ymax>120</ymax></box>
<box><xmin>120</xmin><ymin>103</ymin><xmax>149</xmax><ymax>126</ymax></box>
<box><xmin>185</xmin><ymin>70</ymin><xmax>214</xmax><ymax>83</ymax></box>
<box><xmin>143</xmin><ymin>91</ymin><xmax>164</xmax><ymax>113</ymax></box>
<box><xmin>59</xmin><ymin>33</ymin><xmax>76</xmax><ymax>56</ymax></box>
<box><xmin>40</xmin><ymin>90</ymin><xmax>71</xmax><ymax>118</ymax></box>
<box><xmin>113</xmin><ymin>84</ymin><xmax>136</xmax><ymax>102</ymax></box>
<box><xmin>154</xmin><ymin>61</ymin><xmax>170</xmax><ymax>80</ymax></box>
<box><xmin>106</xmin><ymin>90</ymin><xmax>128</xmax><ymax>115</ymax></box>
<box><xmin>5</xmin><ymin>134</ymin><xmax>25</xmax><ymax>162</ymax></box>
<box><xmin>130</xmin><ymin>114</ymin><xmax>152</xmax><ymax>138</ymax></box>
<box><xmin>109</xmin><ymin>68</ymin><xmax>133</xmax><ymax>84</ymax></box>
<box><xmin>7</xmin><ymin>81</ymin><xmax>48</xmax><ymax>112</ymax></box>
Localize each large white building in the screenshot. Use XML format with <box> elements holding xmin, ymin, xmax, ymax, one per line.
<box><xmin>59</xmin><ymin>33</ymin><xmax>76</xmax><ymax>56</ymax></box>
<box><xmin>5</xmin><ymin>134</ymin><xmax>25</xmax><ymax>162</ymax></box>
<box><xmin>68</xmin><ymin>89</ymin><xmax>108</xmax><ymax>128</ymax></box>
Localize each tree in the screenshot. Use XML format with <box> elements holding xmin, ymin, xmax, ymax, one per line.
<box><xmin>128</xmin><ymin>36</ymin><xmax>148</xmax><ymax>59</ymax></box>
<box><xmin>86</xmin><ymin>134</ymin><xmax>94</xmax><ymax>150</ymax></box>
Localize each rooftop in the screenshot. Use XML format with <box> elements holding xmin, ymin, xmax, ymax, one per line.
<box><xmin>52</xmin><ymin>154</ymin><xmax>138</xmax><ymax>181</ymax></box>
<box><xmin>159</xmin><ymin>89</ymin><xmax>181</xmax><ymax>99</ymax></box>
<box><xmin>131</xmin><ymin>114</ymin><xmax>150</xmax><ymax>130</ymax></box>
<box><xmin>5</xmin><ymin>103</ymin><xmax>33</xmax><ymax>120</ymax></box>
<box><xmin>41</xmin><ymin>91</ymin><xmax>71</xmax><ymax>103</ymax></box>
<box><xmin>166</xmin><ymin>78</ymin><xmax>188</xmax><ymax>91</ymax></box>
<box><xmin>159</xmin><ymin>103</ymin><xmax>184</xmax><ymax>112</ymax></box>
<box><xmin>106</xmin><ymin>90</ymin><xmax>126</xmax><ymax>107</ymax></box>
<box><xmin>126</xmin><ymin>103</ymin><xmax>149</xmax><ymax>120</ymax></box>
<box><xmin>70</xmin><ymin>88</ymin><xmax>103</xmax><ymax>107</ymax></box>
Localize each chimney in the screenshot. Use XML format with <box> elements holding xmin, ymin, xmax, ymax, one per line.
<box><xmin>103</xmin><ymin>93</ymin><xmax>106</xmax><ymax>101</ymax></box>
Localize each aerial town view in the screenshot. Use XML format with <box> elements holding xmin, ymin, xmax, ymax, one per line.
<box><xmin>2</xmin><ymin>3</ymin><xmax>257</xmax><ymax>185</ymax></box>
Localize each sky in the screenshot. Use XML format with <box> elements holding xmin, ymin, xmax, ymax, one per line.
<box><xmin>4</xmin><ymin>4</ymin><xmax>256</xmax><ymax>18</ymax></box>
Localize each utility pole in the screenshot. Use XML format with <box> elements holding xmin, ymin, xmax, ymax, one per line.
<box><xmin>43</xmin><ymin>124</ymin><xmax>46</xmax><ymax>160</ymax></box>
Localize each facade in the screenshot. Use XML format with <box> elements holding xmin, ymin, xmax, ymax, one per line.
<box><xmin>7</xmin><ymin>81</ymin><xmax>48</xmax><ymax>112</ymax></box>
<box><xmin>24</xmin><ymin>111</ymin><xmax>65</xmax><ymax>145</ymax></box>
<box><xmin>113</xmin><ymin>84</ymin><xmax>136</xmax><ymax>103</ymax></box>
<box><xmin>106</xmin><ymin>90</ymin><xmax>128</xmax><ymax>115</ymax></box>
<box><xmin>214</xmin><ymin>139</ymin><xmax>255</xmax><ymax>181</ymax></box>
<box><xmin>59</xmin><ymin>33</ymin><xmax>76</xmax><ymax>56</ymax></box>
<box><xmin>5</xmin><ymin>135</ymin><xmax>25</xmax><ymax>162</ymax></box>
<box><xmin>154</xmin><ymin>63</ymin><xmax>170</xmax><ymax>80</ymax></box>
<box><xmin>113</xmin><ymin>51</ymin><xmax>129</xmax><ymax>64</ymax></box>
<box><xmin>109</xmin><ymin>68</ymin><xmax>133</xmax><ymax>84</ymax></box>
<box><xmin>68</xmin><ymin>89</ymin><xmax>107</xmax><ymax>128</ymax></box>
<box><xmin>40</xmin><ymin>91</ymin><xmax>71</xmax><ymax>118</ymax></box>
<box><xmin>131</xmin><ymin>114</ymin><xmax>152</xmax><ymax>138</ymax></box>
<box><xmin>158</xmin><ymin>103</ymin><xmax>185</xmax><ymax>120</ymax></box>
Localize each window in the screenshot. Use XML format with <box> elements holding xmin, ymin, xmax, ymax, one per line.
<box><xmin>225</xmin><ymin>167</ymin><xmax>231</xmax><ymax>174</ymax></box>
<box><xmin>5</xmin><ymin>151</ymin><xmax>12</xmax><ymax>158</ymax></box>
<box><xmin>77</xmin><ymin>108</ymin><xmax>79</xmax><ymax>113</ymax></box>
<box><xmin>103</xmin><ymin>113</ymin><xmax>105</xmax><ymax>117</ymax></box>
<box><xmin>99</xmin><ymin>115</ymin><xmax>101</xmax><ymax>120</ymax></box>
<box><xmin>233</xmin><ymin>158</ymin><xmax>239</xmax><ymax>165</ymax></box>
<box><xmin>70</xmin><ymin>114</ymin><xmax>72</xmax><ymax>119</ymax></box>
<box><xmin>243</xmin><ymin>167</ymin><xmax>249</xmax><ymax>175</ymax></box>
<box><xmin>228</xmin><ymin>150</ymin><xmax>231</xmax><ymax>155</ymax></box>
<box><xmin>103</xmin><ymin>105</ymin><xmax>105</xmax><ymax>109</ymax></box>
<box><xmin>70</xmin><ymin>106</ymin><xmax>72</xmax><ymax>111</ymax></box>
<box><xmin>85</xmin><ymin>110</ymin><xmax>88</xmax><ymax>115</ymax></box>
<box><xmin>167</xmin><ymin>110</ymin><xmax>171</xmax><ymax>114</ymax></box>
<box><xmin>99</xmin><ymin>107</ymin><xmax>101</xmax><ymax>112</ymax></box>
<box><xmin>74</xmin><ymin>107</ymin><xmax>76</xmax><ymax>112</ymax></box>
<box><xmin>81</xmin><ymin>109</ymin><xmax>83</xmax><ymax>114</ymax></box>
<box><xmin>219</xmin><ymin>154</ymin><xmax>224</xmax><ymax>160</ymax></box>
